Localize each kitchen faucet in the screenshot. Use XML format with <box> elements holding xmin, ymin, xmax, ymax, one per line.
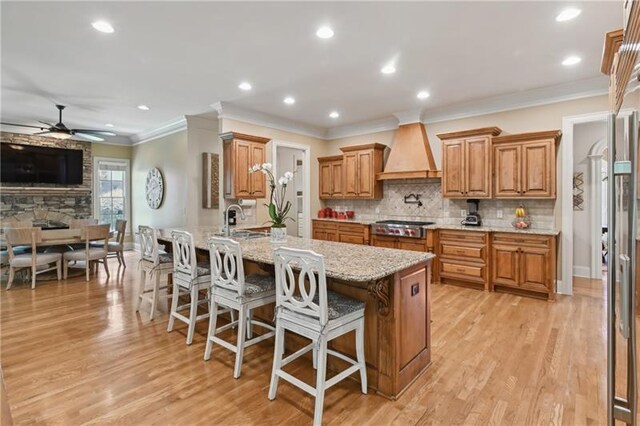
<box><xmin>223</xmin><ymin>204</ymin><xmax>246</xmax><ymax>237</ymax></box>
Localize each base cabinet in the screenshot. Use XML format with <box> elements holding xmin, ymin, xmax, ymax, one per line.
<box><xmin>490</xmin><ymin>233</ymin><xmax>556</xmax><ymax>300</ymax></box>
<box><xmin>436</xmin><ymin>230</ymin><xmax>489</xmax><ymax>290</ymax></box>
<box><xmin>371</xmin><ymin>232</ymin><xmax>434</xmax><ymax>253</ymax></box>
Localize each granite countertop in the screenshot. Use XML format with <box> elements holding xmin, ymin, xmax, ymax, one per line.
<box><xmin>312</xmin><ymin>217</ymin><xmax>560</xmax><ymax>236</ymax></box>
<box><xmin>424</xmin><ymin>224</ymin><xmax>561</xmax><ymax>236</ymax></box>
<box><xmin>157</xmin><ymin>227</ymin><xmax>435</xmax><ymax>282</ymax></box>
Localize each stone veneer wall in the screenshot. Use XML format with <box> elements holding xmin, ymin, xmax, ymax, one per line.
<box><xmin>323</xmin><ymin>179</ymin><xmax>556</xmax><ymax>230</ymax></box>
<box><xmin>0</xmin><ymin>132</ymin><xmax>93</xmax><ymax>221</ymax></box>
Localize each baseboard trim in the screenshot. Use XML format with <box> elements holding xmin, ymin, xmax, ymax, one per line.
<box><xmin>572</xmin><ymin>266</ymin><xmax>591</xmax><ymax>279</ymax></box>
<box><xmin>556</xmin><ymin>280</ymin><xmax>572</xmax><ymax>296</ymax></box>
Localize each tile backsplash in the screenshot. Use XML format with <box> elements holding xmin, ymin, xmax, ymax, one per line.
<box><xmin>323</xmin><ymin>180</ymin><xmax>556</xmax><ymax>229</ymax></box>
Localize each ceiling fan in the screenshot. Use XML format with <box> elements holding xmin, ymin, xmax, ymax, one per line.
<box><xmin>0</xmin><ymin>104</ymin><xmax>116</xmax><ymax>142</ymax></box>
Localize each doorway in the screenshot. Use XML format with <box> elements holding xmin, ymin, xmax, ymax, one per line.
<box><xmin>272</xmin><ymin>141</ymin><xmax>311</xmax><ymax>238</ymax></box>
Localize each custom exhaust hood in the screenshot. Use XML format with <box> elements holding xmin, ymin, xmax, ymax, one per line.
<box><xmin>376</xmin><ymin>122</ymin><xmax>441</xmax><ymax>180</ymax></box>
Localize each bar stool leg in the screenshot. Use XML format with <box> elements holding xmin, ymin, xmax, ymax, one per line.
<box><xmin>136</xmin><ymin>269</ymin><xmax>146</xmax><ymax>313</ymax></box>
<box><xmin>313</xmin><ymin>336</ymin><xmax>328</xmax><ymax>426</ymax></box>
<box><xmin>149</xmin><ymin>271</ymin><xmax>161</xmax><ymax>321</ymax></box>
<box><xmin>268</xmin><ymin>323</ymin><xmax>285</xmax><ymax>400</ymax></box>
<box><xmin>186</xmin><ymin>286</ymin><xmax>198</xmax><ymax>345</ymax></box>
<box><xmin>204</xmin><ymin>300</ymin><xmax>220</xmax><ymax>361</ymax></box>
<box><xmin>167</xmin><ymin>282</ymin><xmax>179</xmax><ymax>332</ymax></box>
<box><xmin>356</xmin><ymin>319</ymin><xmax>367</xmax><ymax>394</ymax></box>
<box><xmin>234</xmin><ymin>305</ymin><xmax>247</xmax><ymax>379</ymax></box>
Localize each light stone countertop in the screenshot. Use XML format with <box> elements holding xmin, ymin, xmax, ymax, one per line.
<box><xmin>312</xmin><ymin>217</ymin><xmax>560</xmax><ymax>236</ymax></box>
<box><xmin>158</xmin><ymin>227</ymin><xmax>435</xmax><ymax>282</ymax></box>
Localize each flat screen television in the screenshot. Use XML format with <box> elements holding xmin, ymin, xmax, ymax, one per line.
<box><xmin>1</xmin><ymin>143</ymin><xmax>83</xmax><ymax>185</ymax></box>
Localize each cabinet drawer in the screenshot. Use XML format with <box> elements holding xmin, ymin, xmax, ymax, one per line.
<box><xmin>312</xmin><ymin>221</ymin><xmax>338</xmax><ymax>231</ymax></box>
<box><xmin>339</xmin><ymin>233</ymin><xmax>366</xmax><ymax>245</ymax></box>
<box><xmin>492</xmin><ymin>233</ymin><xmax>552</xmax><ymax>248</ymax></box>
<box><xmin>440</xmin><ymin>243</ymin><xmax>485</xmax><ymax>262</ymax></box>
<box><xmin>338</xmin><ymin>223</ymin><xmax>366</xmax><ymax>234</ymax></box>
<box><xmin>438</xmin><ymin>230</ymin><xmax>487</xmax><ymax>245</ymax></box>
<box><xmin>440</xmin><ymin>261</ymin><xmax>485</xmax><ymax>281</ymax></box>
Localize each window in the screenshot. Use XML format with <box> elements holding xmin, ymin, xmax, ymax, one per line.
<box><xmin>94</xmin><ymin>158</ymin><xmax>130</xmax><ymax>233</ymax></box>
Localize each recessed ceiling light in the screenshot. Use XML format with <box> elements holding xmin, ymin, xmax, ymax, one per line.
<box><xmin>137</xmin><ymin>105</ymin><xmax>150</xmax><ymax>111</ymax></box>
<box><xmin>556</xmin><ymin>8</ymin><xmax>581</xmax><ymax>22</ymax></box>
<box><xmin>238</xmin><ymin>82</ymin><xmax>252</xmax><ymax>91</ymax></box>
<box><xmin>417</xmin><ymin>91</ymin><xmax>430</xmax><ymax>100</ymax></box>
<box><xmin>562</xmin><ymin>55</ymin><xmax>582</xmax><ymax>66</ymax></box>
<box><xmin>91</xmin><ymin>21</ymin><xmax>114</xmax><ymax>34</ymax></box>
<box><xmin>316</xmin><ymin>26</ymin><xmax>334</xmax><ymax>39</ymax></box>
<box><xmin>283</xmin><ymin>97</ymin><xmax>295</xmax><ymax>105</ymax></box>
<box><xmin>381</xmin><ymin>64</ymin><xmax>396</xmax><ymax>74</ymax></box>
<box><xmin>105</xmin><ymin>123</ymin><xmax>114</xmax><ymax>127</ymax></box>
<box><xmin>329</xmin><ymin>111</ymin><xmax>340</xmax><ymax>119</ymax></box>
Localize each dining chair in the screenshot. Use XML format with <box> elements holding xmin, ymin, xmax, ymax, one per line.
<box><xmin>204</xmin><ymin>237</ymin><xmax>275</xmax><ymax>378</ymax></box>
<box><xmin>136</xmin><ymin>225</ymin><xmax>172</xmax><ymax>321</ymax></box>
<box><xmin>269</xmin><ymin>247</ymin><xmax>367</xmax><ymax>426</ymax></box>
<box><xmin>1</xmin><ymin>221</ymin><xmax>33</xmax><ymax>279</ymax></box>
<box><xmin>167</xmin><ymin>230</ymin><xmax>214</xmax><ymax>345</ymax></box>
<box><xmin>5</xmin><ymin>227</ymin><xmax>62</xmax><ymax>290</ymax></box>
<box><xmin>91</xmin><ymin>219</ymin><xmax>127</xmax><ymax>268</ymax></box>
<box><xmin>63</xmin><ymin>224</ymin><xmax>111</xmax><ymax>282</ymax></box>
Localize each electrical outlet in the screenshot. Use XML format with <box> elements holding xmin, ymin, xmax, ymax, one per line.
<box><xmin>245</xmin><ymin>209</ymin><xmax>253</xmax><ymax>217</ymax></box>
<box><xmin>460</xmin><ymin>209</ymin><xmax>467</xmax><ymax>217</ymax></box>
<box><xmin>497</xmin><ymin>209</ymin><xmax>503</xmax><ymax>219</ymax></box>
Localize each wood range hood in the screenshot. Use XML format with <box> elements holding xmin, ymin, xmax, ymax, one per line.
<box><xmin>376</xmin><ymin>122</ymin><xmax>441</xmax><ymax>180</ymax></box>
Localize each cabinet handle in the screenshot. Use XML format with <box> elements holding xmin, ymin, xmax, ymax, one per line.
<box><xmin>455</xmin><ymin>267</ymin><xmax>466</xmax><ymax>273</ymax></box>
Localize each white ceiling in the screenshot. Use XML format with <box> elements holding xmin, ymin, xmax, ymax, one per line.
<box><xmin>0</xmin><ymin>1</ymin><xmax>620</xmax><ymax>143</ymax></box>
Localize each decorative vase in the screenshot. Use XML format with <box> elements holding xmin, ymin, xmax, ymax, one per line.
<box><xmin>270</xmin><ymin>226</ymin><xmax>287</xmax><ymax>243</ymax></box>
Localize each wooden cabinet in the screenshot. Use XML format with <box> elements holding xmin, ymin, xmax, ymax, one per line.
<box><xmin>340</xmin><ymin>144</ymin><xmax>385</xmax><ymax>199</ymax></box>
<box><xmin>312</xmin><ymin>220</ymin><xmax>370</xmax><ymax>245</ymax></box>
<box><xmin>492</xmin><ymin>131</ymin><xmax>561</xmax><ymax>199</ymax></box>
<box><xmin>318</xmin><ymin>156</ymin><xmax>343</xmax><ymax>199</ymax></box>
<box><xmin>436</xmin><ymin>230</ymin><xmax>489</xmax><ymax>290</ymax></box>
<box><xmin>437</xmin><ymin>127</ymin><xmax>502</xmax><ymax>199</ymax></box>
<box><xmin>490</xmin><ymin>233</ymin><xmax>557</xmax><ymax>300</ymax></box>
<box><xmin>221</xmin><ymin>132</ymin><xmax>271</xmax><ymax>199</ymax></box>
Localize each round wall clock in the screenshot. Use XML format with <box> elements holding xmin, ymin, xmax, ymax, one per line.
<box><xmin>145</xmin><ymin>168</ymin><xmax>164</xmax><ymax>209</ymax></box>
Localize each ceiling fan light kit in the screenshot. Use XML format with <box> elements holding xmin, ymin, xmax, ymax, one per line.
<box><xmin>0</xmin><ymin>104</ymin><xmax>117</xmax><ymax>142</ymax></box>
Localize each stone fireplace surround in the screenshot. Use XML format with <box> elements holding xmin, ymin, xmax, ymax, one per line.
<box><xmin>1</xmin><ymin>132</ymin><xmax>93</xmax><ymax>223</ymax></box>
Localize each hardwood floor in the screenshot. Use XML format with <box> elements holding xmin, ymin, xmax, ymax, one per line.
<box><xmin>0</xmin><ymin>252</ymin><xmax>618</xmax><ymax>424</ymax></box>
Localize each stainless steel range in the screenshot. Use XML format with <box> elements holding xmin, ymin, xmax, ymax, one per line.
<box><xmin>372</xmin><ymin>220</ymin><xmax>435</xmax><ymax>239</ymax></box>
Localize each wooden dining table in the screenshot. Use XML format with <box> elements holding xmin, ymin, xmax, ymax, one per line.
<box><xmin>0</xmin><ymin>228</ymin><xmax>112</xmax><ymax>249</ymax></box>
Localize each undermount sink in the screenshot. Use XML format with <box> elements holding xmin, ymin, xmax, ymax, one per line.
<box><xmin>213</xmin><ymin>230</ymin><xmax>269</xmax><ymax>240</ymax></box>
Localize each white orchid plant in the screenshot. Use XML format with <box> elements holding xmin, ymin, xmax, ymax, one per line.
<box><xmin>249</xmin><ymin>163</ymin><xmax>296</xmax><ymax>228</ymax></box>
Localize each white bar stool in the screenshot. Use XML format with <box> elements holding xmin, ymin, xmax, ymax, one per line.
<box><xmin>204</xmin><ymin>237</ymin><xmax>276</xmax><ymax>378</ymax></box>
<box><xmin>268</xmin><ymin>247</ymin><xmax>367</xmax><ymax>426</ymax></box>
<box><xmin>136</xmin><ymin>225</ymin><xmax>172</xmax><ymax>321</ymax></box>
<box><xmin>167</xmin><ymin>230</ymin><xmax>213</xmax><ymax>345</ymax></box>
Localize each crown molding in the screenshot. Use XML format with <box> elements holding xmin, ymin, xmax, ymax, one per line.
<box><xmin>131</xmin><ymin>116</ymin><xmax>187</xmax><ymax>145</ymax></box>
<box><xmin>421</xmin><ymin>76</ymin><xmax>608</xmax><ymax>125</ymax></box>
<box><xmin>212</xmin><ymin>101</ymin><xmax>326</xmax><ymax>139</ymax></box>
<box><xmin>325</xmin><ymin>116</ymin><xmax>399</xmax><ymax>140</ymax></box>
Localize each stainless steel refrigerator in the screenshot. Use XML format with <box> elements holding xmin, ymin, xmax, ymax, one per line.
<box><xmin>607</xmin><ymin>109</ymin><xmax>638</xmax><ymax>425</ymax></box>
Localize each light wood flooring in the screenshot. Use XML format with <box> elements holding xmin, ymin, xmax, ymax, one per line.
<box><xmin>0</xmin><ymin>252</ymin><xmax>620</xmax><ymax>424</ymax></box>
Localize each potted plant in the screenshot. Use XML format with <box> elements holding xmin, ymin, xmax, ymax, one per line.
<box><xmin>249</xmin><ymin>163</ymin><xmax>295</xmax><ymax>242</ymax></box>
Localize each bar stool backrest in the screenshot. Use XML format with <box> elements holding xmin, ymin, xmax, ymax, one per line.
<box><xmin>273</xmin><ymin>247</ymin><xmax>328</xmax><ymax>326</ymax></box>
<box><xmin>208</xmin><ymin>237</ymin><xmax>246</xmax><ymax>296</ymax></box>
<box><xmin>172</xmin><ymin>230</ymin><xmax>197</xmax><ymax>280</ymax></box>
<box><xmin>138</xmin><ymin>226</ymin><xmax>159</xmax><ymax>265</ymax></box>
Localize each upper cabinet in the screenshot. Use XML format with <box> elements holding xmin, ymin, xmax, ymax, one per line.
<box><xmin>437</xmin><ymin>127</ymin><xmax>502</xmax><ymax>199</ymax></box>
<box><xmin>492</xmin><ymin>130</ymin><xmax>561</xmax><ymax>199</ymax></box>
<box><xmin>221</xmin><ymin>132</ymin><xmax>271</xmax><ymax>199</ymax></box>
<box><xmin>318</xmin><ymin>155</ymin><xmax>343</xmax><ymax>199</ymax></box>
<box><xmin>340</xmin><ymin>144</ymin><xmax>385</xmax><ymax>199</ymax></box>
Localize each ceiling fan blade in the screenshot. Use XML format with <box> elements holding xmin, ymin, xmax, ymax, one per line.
<box><xmin>72</xmin><ymin>129</ymin><xmax>116</xmax><ymax>136</ymax></box>
<box><xmin>75</xmin><ymin>132</ymin><xmax>104</xmax><ymax>142</ymax></box>
<box><xmin>0</xmin><ymin>122</ymin><xmax>46</xmax><ymax>130</ymax></box>
<box><xmin>38</xmin><ymin>120</ymin><xmax>55</xmax><ymax>128</ymax></box>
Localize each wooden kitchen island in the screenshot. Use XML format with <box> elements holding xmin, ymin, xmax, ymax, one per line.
<box><xmin>158</xmin><ymin>227</ymin><xmax>435</xmax><ymax>399</ymax></box>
